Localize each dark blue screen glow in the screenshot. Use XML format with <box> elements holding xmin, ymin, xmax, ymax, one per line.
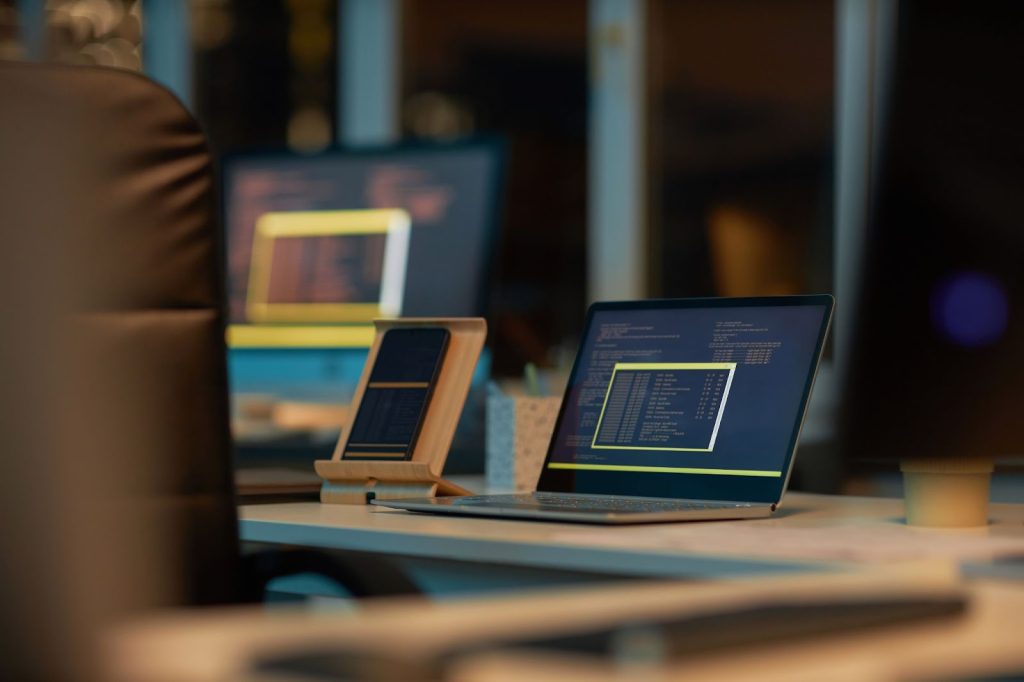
<box><xmin>930</xmin><ymin>271</ymin><xmax>1009</xmax><ymax>348</ymax></box>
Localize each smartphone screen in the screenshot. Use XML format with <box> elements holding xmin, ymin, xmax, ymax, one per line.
<box><xmin>342</xmin><ymin>327</ymin><xmax>450</xmax><ymax>461</ymax></box>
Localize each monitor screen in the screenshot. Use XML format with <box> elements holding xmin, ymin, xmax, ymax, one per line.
<box><xmin>538</xmin><ymin>297</ymin><xmax>832</xmax><ymax>503</ymax></box>
<box><xmin>221</xmin><ymin>139</ymin><xmax>503</xmax><ymax>347</ymax></box>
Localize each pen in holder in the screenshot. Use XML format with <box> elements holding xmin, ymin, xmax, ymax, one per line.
<box><xmin>486</xmin><ymin>386</ymin><xmax>561</xmax><ymax>492</ymax></box>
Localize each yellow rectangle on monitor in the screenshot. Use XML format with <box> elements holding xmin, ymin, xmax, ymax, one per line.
<box><xmin>246</xmin><ymin>209</ymin><xmax>410</xmax><ymax>324</ymax></box>
<box><xmin>226</xmin><ymin>324</ymin><xmax>376</xmax><ymax>348</ymax></box>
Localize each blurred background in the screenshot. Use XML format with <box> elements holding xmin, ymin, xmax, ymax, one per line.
<box><xmin>2</xmin><ymin>0</ymin><xmax>1021</xmax><ymax>495</ymax></box>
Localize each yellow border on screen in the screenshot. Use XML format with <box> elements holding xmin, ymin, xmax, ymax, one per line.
<box><xmin>590</xmin><ymin>361</ymin><xmax>737</xmax><ymax>452</ymax></box>
<box><xmin>246</xmin><ymin>209</ymin><xmax>408</xmax><ymax>324</ymax></box>
<box><xmin>226</xmin><ymin>324</ymin><xmax>376</xmax><ymax>348</ymax></box>
<box><xmin>547</xmin><ymin>462</ymin><xmax>781</xmax><ymax>477</ymax></box>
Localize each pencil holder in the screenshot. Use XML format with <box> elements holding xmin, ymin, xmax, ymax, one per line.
<box><xmin>486</xmin><ymin>391</ymin><xmax>561</xmax><ymax>492</ymax></box>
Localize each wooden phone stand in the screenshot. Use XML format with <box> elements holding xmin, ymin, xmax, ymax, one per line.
<box><xmin>314</xmin><ymin>318</ymin><xmax>485</xmax><ymax>504</ymax></box>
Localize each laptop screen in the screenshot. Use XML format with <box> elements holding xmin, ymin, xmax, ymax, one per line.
<box><xmin>537</xmin><ymin>296</ymin><xmax>833</xmax><ymax>503</ymax></box>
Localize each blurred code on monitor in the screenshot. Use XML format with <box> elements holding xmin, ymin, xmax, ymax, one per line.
<box><xmin>266</xmin><ymin>234</ymin><xmax>384</xmax><ymax>305</ymax></box>
<box><xmin>245</xmin><ymin>209</ymin><xmax>409</xmax><ymax>323</ymax></box>
<box><xmin>223</xmin><ymin>141</ymin><xmax>502</xmax><ymax>327</ymax></box>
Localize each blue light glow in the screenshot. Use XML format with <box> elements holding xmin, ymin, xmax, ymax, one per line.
<box><xmin>930</xmin><ymin>271</ymin><xmax>1009</xmax><ymax>348</ymax></box>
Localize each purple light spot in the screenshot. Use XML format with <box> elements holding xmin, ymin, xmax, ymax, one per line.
<box><xmin>930</xmin><ymin>271</ymin><xmax>1009</xmax><ymax>347</ymax></box>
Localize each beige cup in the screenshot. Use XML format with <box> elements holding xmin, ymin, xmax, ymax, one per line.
<box><xmin>901</xmin><ymin>458</ymin><xmax>994</xmax><ymax>527</ymax></box>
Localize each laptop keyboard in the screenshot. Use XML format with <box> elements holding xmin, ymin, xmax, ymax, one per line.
<box><xmin>452</xmin><ymin>493</ymin><xmax>755</xmax><ymax>515</ymax></box>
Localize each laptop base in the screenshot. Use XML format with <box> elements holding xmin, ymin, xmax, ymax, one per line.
<box><xmin>373</xmin><ymin>493</ymin><xmax>774</xmax><ymax>525</ymax></box>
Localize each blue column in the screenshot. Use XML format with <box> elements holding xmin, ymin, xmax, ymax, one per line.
<box><xmin>15</xmin><ymin>0</ymin><xmax>46</xmax><ymax>60</ymax></box>
<box><xmin>141</xmin><ymin>0</ymin><xmax>192</xmax><ymax>109</ymax></box>
<box><xmin>588</xmin><ymin>0</ymin><xmax>647</xmax><ymax>303</ymax></box>
<box><xmin>338</xmin><ymin>0</ymin><xmax>400</xmax><ymax>145</ymax></box>
<box><xmin>833</xmin><ymin>0</ymin><xmax>896</xmax><ymax>386</ymax></box>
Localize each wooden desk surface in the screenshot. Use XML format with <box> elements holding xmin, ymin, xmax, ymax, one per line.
<box><xmin>240</xmin><ymin>493</ymin><xmax>1024</xmax><ymax>579</ymax></box>
<box><xmin>105</xmin><ymin>564</ymin><xmax>1024</xmax><ymax>681</ymax></box>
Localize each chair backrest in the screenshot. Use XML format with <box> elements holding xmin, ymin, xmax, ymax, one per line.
<box><xmin>0</xmin><ymin>61</ymin><xmax>241</xmax><ymax>678</ymax></box>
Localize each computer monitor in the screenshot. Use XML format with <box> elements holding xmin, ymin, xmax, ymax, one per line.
<box><xmin>840</xmin><ymin>2</ymin><xmax>1024</xmax><ymax>464</ymax></box>
<box><xmin>221</xmin><ymin>138</ymin><xmax>504</xmax><ymax>349</ymax></box>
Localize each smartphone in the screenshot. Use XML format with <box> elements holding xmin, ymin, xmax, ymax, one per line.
<box><xmin>342</xmin><ymin>327</ymin><xmax>450</xmax><ymax>461</ymax></box>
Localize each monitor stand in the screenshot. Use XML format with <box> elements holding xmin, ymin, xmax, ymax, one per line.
<box><xmin>900</xmin><ymin>458</ymin><xmax>994</xmax><ymax>527</ymax></box>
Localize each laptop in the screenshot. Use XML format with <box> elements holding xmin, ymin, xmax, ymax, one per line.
<box><xmin>375</xmin><ymin>295</ymin><xmax>834</xmax><ymax>524</ymax></box>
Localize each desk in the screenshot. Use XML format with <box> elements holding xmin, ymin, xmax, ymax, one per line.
<box><xmin>105</xmin><ymin>565</ymin><xmax>1024</xmax><ymax>681</ymax></box>
<box><xmin>240</xmin><ymin>493</ymin><xmax>1024</xmax><ymax>596</ymax></box>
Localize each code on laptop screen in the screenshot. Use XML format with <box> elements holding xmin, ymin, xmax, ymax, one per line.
<box><xmin>546</xmin><ymin>304</ymin><xmax>829</xmax><ymax>481</ymax></box>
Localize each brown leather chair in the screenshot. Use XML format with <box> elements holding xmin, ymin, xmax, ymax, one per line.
<box><xmin>0</xmin><ymin>61</ymin><xmax>414</xmax><ymax>678</ymax></box>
